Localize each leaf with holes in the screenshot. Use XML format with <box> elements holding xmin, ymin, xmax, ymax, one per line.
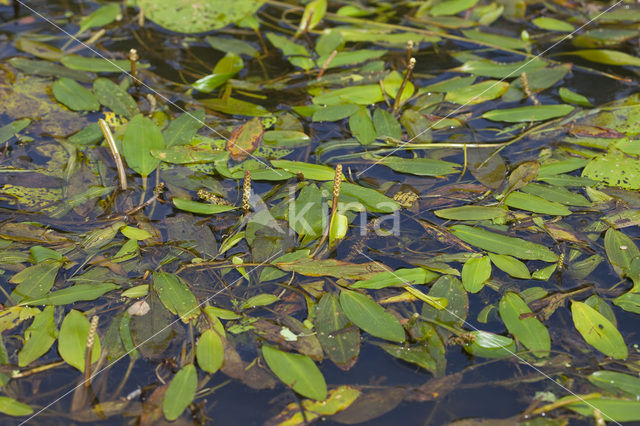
<box><xmin>571</xmin><ymin>301</ymin><xmax>627</xmax><ymax>359</ymax></box>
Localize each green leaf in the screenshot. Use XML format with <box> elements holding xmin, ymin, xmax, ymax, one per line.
<box><xmin>120</xmin><ymin>226</ymin><xmax>152</xmax><ymax>240</ymax></box>
<box><xmin>461</xmin><ymin>29</ymin><xmax>526</xmax><ymax>50</ymax></box>
<box><xmin>18</xmin><ymin>306</ymin><xmax>56</xmax><ymax>367</ymax></box>
<box><xmin>315</xmin><ymin>293</ymin><xmax>359</xmax><ymax>369</ymax></box>
<box><xmin>454</xmin><ymin>58</ymin><xmax>547</xmax><ymax>78</ymax></box>
<box><xmin>266</xmin><ymin>33</ymin><xmax>314</xmax><ymax>70</ymax></box>
<box><xmin>340</xmin><ymin>289</ymin><xmax>405</xmax><ymax>342</ymax></box>
<box><xmin>435</xmin><ymin>206</ymin><xmax>506</xmax><ymax>221</ymax></box>
<box><xmin>205</xmin><ymin>35</ymin><xmax>258</xmax><ymax>57</ymax></box>
<box><xmin>463</xmin><ymin>330</ymin><xmax>516</xmax><ymax>358</ymax></box>
<box><xmin>61</xmin><ymin>55</ymin><xmax>146</xmax><ymax>72</ymax></box>
<box><xmin>489</xmin><ymin>253</ymin><xmax>530</xmax><ymax>279</ymax></box>
<box><xmin>571</xmin><ymin>301</ymin><xmax>628</xmax><ymax>359</ymax></box>
<box><xmin>241</xmin><ymin>293</ymin><xmax>279</xmax><ymax>309</ymax></box>
<box><xmin>380</xmin><ymin>156</ymin><xmax>460</xmax><ymax>176</ymax></box>
<box><xmin>263</xmin><ymin>130</ymin><xmax>310</xmax><ymax>147</ymax></box>
<box><xmin>373</xmin><ymin>108</ymin><xmax>402</xmax><ymax>140</ymax></box>
<box><xmin>445</xmin><ymin>79</ymin><xmax>509</xmax><ymax>104</ymax></box>
<box><xmin>450</xmin><ymin>225</ymin><xmax>558</xmax><ymax>262</ymax></box>
<box><xmin>297</xmin><ymin>0</ymin><xmax>327</xmax><ymax>35</ymax></box>
<box><xmin>164</xmin><ymin>110</ymin><xmax>205</xmax><ymax>147</ymax></box>
<box><xmin>499</xmin><ymin>292</ymin><xmax>550</xmax><ymax>357</ymax></box>
<box><xmin>93</xmin><ymin>77</ymin><xmax>139</xmax><ymax>118</ymax></box>
<box><xmin>614</xmin><ymin>291</ymin><xmax>640</xmax><ymax>314</ymax></box>
<box><xmin>0</xmin><ymin>118</ymin><xmax>30</xmax><ymax>144</ymax></box>
<box><xmin>560</xmin><ymin>49</ymin><xmax>640</xmax><ymax>66</ymax></box>
<box><xmin>482</xmin><ymin>104</ymin><xmax>574</xmax><ymax>122</ymax></box>
<box><xmin>196</xmin><ymin>330</ymin><xmax>224</xmax><ymax>374</ymax></box>
<box><xmin>79</xmin><ymin>3</ymin><xmax>120</xmax><ymax>32</ymax></box>
<box><xmin>559</xmin><ymin>87</ymin><xmax>592</xmax><ymax>107</ymax></box>
<box><xmin>162</xmin><ymin>364</ymin><xmax>197</xmax><ymax>421</ymax></box>
<box><xmin>583</xmin><ymin>151</ymin><xmax>640</xmax><ymax>190</ymax></box>
<box><xmin>589</xmin><ymin>371</ymin><xmax>640</xmax><ymax>397</ymax></box>
<box><xmin>271</xmin><ymin>159</ymin><xmax>338</xmax><ymax>180</ymax></box>
<box><xmin>290</xmin><ymin>183</ymin><xmax>325</xmax><ymax>238</ymax></box>
<box><xmin>51</xmin><ymin>78</ymin><xmax>99</xmax><ymax>111</ymax></box>
<box><xmin>312</xmin><ymin>85</ymin><xmax>384</xmax><ymax>106</ymax></box>
<box><xmin>262</xmin><ymin>345</ymin><xmax>327</xmax><ymax>400</ymax></box>
<box><xmin>532</xmin><ymin>17</ymin><xmax>574</xmax><ymax>31</ymax></box>
<box><xmin>317</xmin><ymin>49</ymin><xmax>386</xmax><ymax>69</ymax></box>
<box><xmin>173</xmin><ymin>198</ymin><xmax>236</xmax><ymax>215</ymax></box>
<box><xmin>520</xmin><ymin>183</ymin><xmax>591</xmax><ymax>206</ymax></box>
<box><xmin>122</xmin><ymin>114</ymin><xmax>165</xmax><ymax>178</ymax></box>
<box><xmin>139</xmin><ymin>0</ymin><xmax>262</xmax><ymax>33</ymax></box>
<box><xmin>312</xmin><ymin>104</ymin><xmax>361</xmax><ymax>122</ymax></box>
<box><xmin>604</xmin><ymin>228</ymin><xmax>640</xmax><ymax>278</ymax></box>
<box><xmin>564</xmin><ymin>396</ymin><xmax>640</xmax><ymax>422</ymax></box>
<box><xmin>193</xmin><ymin>53</ymin><xmax>243</xmax><ymax>93</ymax></box>
<box><xmin>200</xmin><ymin>97</ymin><xmax>271</xmax><ymax>117</ymax></box>
<box><xmin>153</xmin><ymin>272</ymin><xmax>199</xmax><ymax>323</ymax></box>
<box><xmin>504</xmin><ymin>191</ymin><xmax>572</xmax><ymax>215</ymax></box>
<box><xmin>349</xmin><ymin>108</ymin><xmax>377</xmax><ymax>145</ymax></box>
<box><xmin>376</xmin><ymin>342</ymin><xmax>437</xmax><ymax>373</ymax></box>
<box><xmin>383</xmin><ymin>71</ymin><xmax>414</xmax><ymax>103</ymax></box>
<box><xmin>352</xmin><ymin>268</ymin><xmax>438</xmax><ymax>289</ymax></box>
<box><xmin>20</xmin><ymin>283</ymin><xmax>118</xmax><ymax>306</ymax></box>
<box><xmin>151</xmin><ymin>146</ymin><xmax>227</xmax><ymax>164</ymax></box>
<box><xmin>431</xmin><ymin>0</ymin><xmax>479</xmax><ymax>16</ymax></box>
<box><xmin>275</xmin><ymin>258</ymin><xmax>386</xmax><ymax>280</ymax></box>
<box><xmin>10</xmin><ymin>260</ymin><xmax>62</xmax><ymax>303</ymax></box>
<box><xmin>58</xmin><ymin>309</ymin><xmax>101</xmax><ymax>372</ymax></box>
<box><xmin>0</xmin><ymin>396</ymin><xmax>33</xmax><ymax>416</ymax></box>
<box><xmin>461</xmin><ymin>256</ymin><xmax>491</xmax><ymax>293</ymax></box>
<box><xmin>335</xmin><ymin>182</ymin><xmax>400</xmax><ymax>213</ymax></box>
<box><xmin>421</xmin><ymin>275</ymin><xmax>467</xmax><ymax>325</ymax></box>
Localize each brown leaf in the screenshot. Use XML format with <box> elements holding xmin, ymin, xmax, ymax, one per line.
<box><xmin>226</xmin><ymin>117</ymin><xmax>263</xmax><ymax>161</ymax></box>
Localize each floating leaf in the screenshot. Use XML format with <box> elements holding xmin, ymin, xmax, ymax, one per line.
<box><xmin>352</xmin><ymin>268</ymin><xmax>437</xmax><ymax>289</ymax></box>
<box><xmin>461</xmin><ymin>256</ymin><xmax>491</xmax><ymax>293</ymax></box>
<box><xmin>270</xmin><ymin>159</ymin><xmax>338</xmax><ymax>180</ymax></box>
<box><xmin>482</xmin><ymin>104</ymin><xmax>574</xmax><ymax>122</ymax></box>
<box><xmin>559</xmin><ymin>49</ymin><xmax>640</xmax><ymax>66</ymax></box>
<box><xmin>200</xmin><ymin>97</ymin><xmax>271</xmax><ymax>117</ymax></box>
<box><xmin>10</xmin><ymin>260</ymin><xmax>62</xmax><ymax>303</ymax></box>
<box><xmin>276</xmin><ymin>258</ymin><xmax>386</xmax><ymax>280</ymax></box>
<box><xmin>315</xmin><ymin>293</ymin><xmax>359</xmax><ymax>369</ymax></box>
<box><xmin>571</xmin><ymin>301</ymin><xmax>627</xmax><ymax>359</ymax></box>
<box><xmin>196</xmin><ymin>330</ymin><xmax>224</xmax><ymax>374</ymax></box>
<box><xmin>604</xmin><ymin>228</ymin><xmax>640</xmax><ymax>278</ymax></box>
<box><xmin>564</xmin><ymin>396</ymin><xmax>640</xmax><ymax>422</ymax></box>
<box><xmin>464</xmin><ymin>330</ymin><xmax>516</xmax><ymax>358</ymax></box>
<box><xmin>532</xmin><ymin>17</ymin><xmax>574</xmax><ymax>31</ymax></box>
<box><xmin>435</xmin><ymin>206</ymin><xmax>506</xmax><ymax>221</ymax></box>
<box><xmin>18</xmin><ymin>306</ymin><xmax>56</xmax><ymax>367</ymax></box>
<box><xmin>340</xmin><ymin>289</ymin><xmax>405</xmax><ymax>342</ymax></box>
<box><xmin>139</xmin><ymin>0</ymin><xmax>262</xmax><ymax>33</ymax></box>
<box><xmin>583</xmin><ymin>151</ymin><xmax>640</xmax><ymax>190</ymax></box>
<box><xmin>0</xmin><ymin>118</ymin><xmax>31</xmax><ymax>144</ymax></box>
<box><xmin>489</xmin><ymin>253</ymin><xmax>530</xmax><ymax>279</ymax></box>
<box><xmin>242</xmin><ymin>293</ymin><xmax>279</xmax><ymax>309</ymax></box>
<box><xmin>454</xmin><ymin>58</ymin><xmax>547</xmax><ymax>78</ymax></box>
<box><xmin>227</xmin><ymin>117</ymin><xmax>263</xmax><ymax>161</ymax></box>
<box><xmin>205</xmin><ymin>35</ymin><xmax>258</xmax><ymax>57</ymax></box>
<box><xmin>559</xmin><ymin>87</ymin><xmax>592</xmax><ymax>107</ymax></box>
<box><xmin>61</xmin><ymin>55</ymin><xmax>144</xmax><ymax>72</ymax></box>
<box><xmin>431</xmin><ymin>0</ymin><xmax>479</xmax><ymax>16</ymax></box>
<box><xmin>461</xmin><ymin>29</ymin><xmax>527</xmax><ymax>50</ymax></box>
<box><xmin>93</xmin><ymin>77</ymin><xmax>139</xmax><ymax>118</ymax></box>
<box><xmin>193</xmin><ymin>53</ymin><xmax>243</xmax><ymax>93</ymax></box>
<box><xmin>336</xmin><ymin>182</ymin><xmax>400</xmax><ymax>213</ymax></box>
<box><xmin>349</xmin><ymin>108</ymin><xmax>377</xmax><ymax>145</ymax></box>
<box><xmin>589</xmin><ymin>371</ymin><xmax>640</xmax><ymax>397</ymax></box>
<box><xmin>0</xmin><ymin>397</ymin><xmax>33</xmax><ymax>417</ymax></box>
<box><xmin>312</xmin><ymin>85</ymin><xmax>384</xmax><ymax>106</ymax></box>
<box><xmin>122</xmin><ymin>114</ymin><xmax>165</xmax><ymax>178</ymax></box>
<box><xmin>153</xmin><ymin>272</ymin><xmax>199</xmax><ymax>323</ymax></box>
<box><xmin>376</xmin><ymin>342</ymin><xmax>437</xmax><ymax>373</ymax></box>
<box><xmin>79</xmin><ymin>3</ymin><xmax>120</xmax><ymax>33</ymax></box>
<box><xmin>312</xmin><ymin>104</ymin><xmax>361</xmax><ymax>122</ymax></box>
<box><xmin>58</xmin><ymin>310</ymin><xmax>101</xmax><ymax>372</ymax></box>
<box><xmin>421</xmin><ymin>275</ymin><xmax>468</xmax><ymax>325</ymax></box>
<box><xmin>504</xmin><ymin>191</ymin><xmax>572</xmax><ymax>215</ymax></box>
<box><xmin>151</xmin><ymin>146</ymin><xmax>227</xmax><ymax>164</ymax></box>
<box><xmin>450</xmin><ymin>225</ymin><xmax>558</xmax><ymax>262</ymax></box>
<box><xmin>20</xmin><ymin>283</ymin><xmax>118</xmax><ymax>306</ymax></box>
<box><xmin>297</xmin><ymin>0</ymin><xmax>327</xmax><ymax>35</ymax></box>
<box><xmin>262</xmin><ymin>345</ymin><xmax>327</xmax><ymax>400</ymax></box>
<box><xmin>163</xmin><ymin>110</ymin><xmax>205</xmax><ymax>147</ymax></box>
<box><xmin>445</xmin><ymin>80</ymin><xmax>509</xmax><ymax>104</ymax></box>
<box><xmin>52</xmin><ymin>78</ymin><xmax>99</xmax><ymax>112</ymax></box>
<box><xmin>499</xmin><ymin>292</ymin><xmax>550</xmax><ymax>357</ymax></box>
<box><xmin>373</xmin><ymin>108</ymin><xmax>402</xmax><ymax>140</ymax></box>
<box><xmin>163</xmin><ymin>364</ymin><xmax>197</xmax><ymax>421</ymax></box>
<box><xmin>380</xmin><ymin>156</ymin><xmax>460</xmax><ymax>176</ymax></box>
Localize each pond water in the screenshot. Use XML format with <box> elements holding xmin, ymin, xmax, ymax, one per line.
<box><xmin>0</xmin><ymin>0</ymin><xmax>639</xmax><ymax>425</ymax></box>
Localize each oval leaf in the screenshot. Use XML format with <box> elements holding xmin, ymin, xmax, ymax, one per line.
<box><xmin>340</xmin><ymin>289</ymin><xmax>405</xmax><ymax>342</ymax></box>
<box><xmin>262</xmin><ymin>345</ymin><xmax>327</xmax><ymax>400</ymax></box>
